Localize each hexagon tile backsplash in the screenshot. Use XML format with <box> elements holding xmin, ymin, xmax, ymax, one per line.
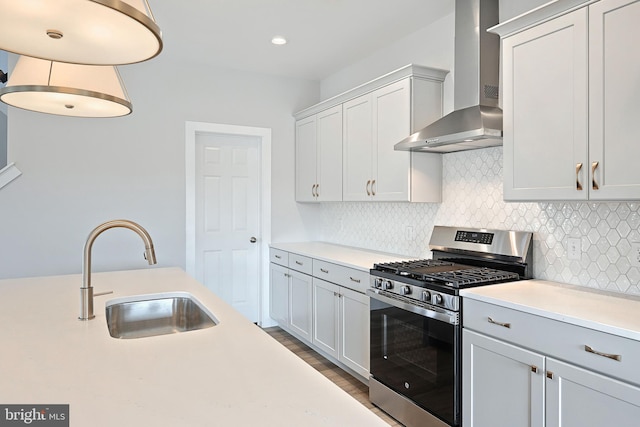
<box><xmin>318</xmin><ymin>147</ymin><xmax>640</xmax><ymax>296</ymax></box>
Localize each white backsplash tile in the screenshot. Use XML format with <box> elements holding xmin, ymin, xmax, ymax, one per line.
<box><xmin>318</xmin><ymin>147</ymin><xmax>640</xmax><ymax>295</ymax></box>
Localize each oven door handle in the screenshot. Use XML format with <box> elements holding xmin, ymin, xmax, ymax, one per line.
<box><xmin>366</xmin><ymin>289</ymin><xmax>458</xmax><ymax>324</ymax></box>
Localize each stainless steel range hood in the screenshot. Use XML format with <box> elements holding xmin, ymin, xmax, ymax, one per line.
<box><xmin>395</xmin><ymin>0</ymin><xmax>502</xmax><ymax>153</ymax></box>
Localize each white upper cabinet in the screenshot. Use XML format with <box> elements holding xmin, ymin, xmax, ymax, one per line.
<box><xmin>295</xmin><ymin>105</ymin><xmax>343</xmax><ymax>202</ymax></box>
<box><xmin>343</xmin><ymin>76</ymin><xmax>445</xmax><ymax>202</ymax></box>
<box><xmin>588</xmin><ymin>0</ymin><xmax>640</xmax><ymax>199</ymax></box>
<box><xmin>494</xmin><ymin>0</ymin><xmax>640</xmax><ymax>201</ymax></box>
<box><xmin>294</xmin><ymin>64</ymin><xmax>447</xmax><ymax>203</ymax></box>
<box><xmin>295</xmin><ymin>115</ymin><xmax>318</xmax><ymax>202</ymax></box>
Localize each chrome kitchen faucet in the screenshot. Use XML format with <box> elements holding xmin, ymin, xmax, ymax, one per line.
<box><xmin>79</xmin><ymin>219</ymin><xmax>157</xmax><ymax>320</ymax></box>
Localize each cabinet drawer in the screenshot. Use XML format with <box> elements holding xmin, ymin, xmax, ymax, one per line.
<box><xmin>464</xmin><ymin>298</ymin><xmax>640</xmax><ymax>386</ymax></box>
<box><xmin>313</xmin><ymin>259</ymin><xmax>369</xmax><ymax>293</ymax></box>
<box><xmin>288</xmin><ymin>253</ymin><xmax>312</xmax><ymax>275</ymax></box>
<box><xmin>270</xmin><ymin>248</ymin><xmax>288</xmax><ymax>266</ymax></box>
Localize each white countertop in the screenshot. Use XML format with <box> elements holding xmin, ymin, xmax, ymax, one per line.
<box><xmin>461</xmin><ymin>279</ymin><xmax>640</xmax><ymax>341</ymax></box>
<box><xmin>0</xmin><ymin>267</ymin><xmax>389</xmax><ymax>427</ymax></box>
<box><xmin>270</xmin><ymin>241</ymin><xmax>413</xmax><ymax>271</ymax></box>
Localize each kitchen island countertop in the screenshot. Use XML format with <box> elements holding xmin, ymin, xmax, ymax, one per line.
<box><xmin>0</xmin><ymin>267</ymin><xmax>390</xmax><ymax>426</ymax></box>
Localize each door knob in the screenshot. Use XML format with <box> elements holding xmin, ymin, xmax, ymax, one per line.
<box><xmin>250</xmin><ymin>237</ymin><xmax>257</xmax><ymax>243</ymax></box>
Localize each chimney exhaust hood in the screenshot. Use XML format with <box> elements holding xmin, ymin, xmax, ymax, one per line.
<box><xmin>395</xmin><ymin>0</ymin><xmax>502</xmax><ymax>153</ymax></box>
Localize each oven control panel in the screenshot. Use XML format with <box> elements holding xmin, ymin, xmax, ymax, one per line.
<box><xmin>455</xmin><ymin>230</ymin><xmax>494</xmax><ymax>245</ymax></box>
<box><xmin>370</xmin><ymin>276</ymin><xmax>459</xmax><ymax>311</ymax></box>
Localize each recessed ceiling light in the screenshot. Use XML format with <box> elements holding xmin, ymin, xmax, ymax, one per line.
<box><xmin>271</xmin><ymin>36</ymin><xmax>287</xmax><ymax>46</ymax></box>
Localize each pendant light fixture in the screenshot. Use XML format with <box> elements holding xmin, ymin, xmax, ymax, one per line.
<box><xmin>0</xmin><ymin>56</ymin><xmax>132</xmax><ymax>118</ymax></box>
<box><xmin>0</xmin><ymin>0</ymin><xmax>162</xmax><ymax>65</ymax></box>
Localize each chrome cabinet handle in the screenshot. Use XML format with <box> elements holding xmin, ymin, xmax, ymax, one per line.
<box><xmin>315</xmin><ymin>184</ymin><xmax>319</xmax><ymax>198</ymax></box>
<box><xmin>371</xmin><ymin>179</ymin><xmax>376</xmax><ymax>196</ymax></box>
<box><xmin>366</xmin><ymin>180</ymin><xmax>371</xmax><ymax>196</ymax></box>
<box><xmin>250</xmin><ymin>237</ymin><xmax>257</xmax><ymax>243</ymax></box>
<box><xmin>592</xmin><ymin>161</ymin><xmax>600</xmax><ymax>190</ymax></box>
<box><xmin>295</xmin><ymin>260</ymin><xmax>303</xmax><ymax>266</ymax></box>
<box><xmin>487</xmin><ymin>316</ymin><xmax>511</xmax><ymax>328</ymax></box>
<box><xmin>350</xmin><ymin>277</ymin><xmax>361</xmax><ymax>283</ymax></box>
<box><xmin>320</xmin><ymin>268</ymin><xmax>329</xmax><ymax>274</ymax></box>
<box><xmin>585</xmin><ymin>345</ymin><xmax>621</xmax><ymax>362</ymax></box>
<box><xmin>576</xmin><ymin>163</ymin><xmax>583</xmax><ymax>190</ymax></box>
<box><xmin>275</xmin><ymin>255</ymin><xmax>282</xmax><ymax>259</ymax></box>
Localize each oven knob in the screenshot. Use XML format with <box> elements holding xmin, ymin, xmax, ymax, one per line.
<box><xmin>383</xmin><ymin>280</ymin><xmax>394</xmax><ymax>290</ymax></box>
<box><xmin>400</xmin><ymin>285</ymin><xmax>411</xmax><ymax>295</ymax></box>
<box><xmin>433</xmin><ymin>293</ymin><xmax>444</xmax><ymax>305</ymax></box>
<box><xmin>373</xmin><ymin>278</ymin><xmax>383</xmax><ymax>289</ymax></box>
<box><xmin>421</xmin><ymin>290</ymin><xmax>431</xmax><ymax>302</ymax></box>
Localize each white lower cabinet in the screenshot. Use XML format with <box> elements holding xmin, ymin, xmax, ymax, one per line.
<box><xmin>289</xmin><ymin>270</ymin><xmax>312</xmax><ymax>342</ymax></box>
<box><xmin>312</xmin><ymin>278</ymin><xmax>370</xmax><ymax>379</ymax></box>
<box><xmin>463</xmin><ymin>329</ymin><xmax>545</xmax><ymax>427</ymax></box>
<box><xmin>269</xmin><ymin>249</ymin><xmax>312</xmax><ymax>342</ymax></box>
<box><xmin>463</xmin><ymin>299</ymin><xmax>640</xmax><ymax>427</ymax></box>
<box><xmin>269</xmin><ymin>262</ymin><xmax>289</xmax><ymax>326</ymax></box>
<box><xmin>269</xmin><ymin>247</ymin><xmax>371</xmax><ymax>381</ymax></box>
<box><xmin>546</xmin><ymin>357</ymin><xmax>640</xmax><ymax>427</ymax></box>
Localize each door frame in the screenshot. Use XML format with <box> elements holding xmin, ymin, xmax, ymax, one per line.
<box><xmin>185</xmin><ymin>121</ymin><xmax>272</xmax><ymax>326</ymax></box>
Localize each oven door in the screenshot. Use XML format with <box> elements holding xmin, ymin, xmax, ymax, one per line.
<box><xmin>368</xmin><ymin>290</ymin><xmax>461</xmax><ymax>427</ymax></box>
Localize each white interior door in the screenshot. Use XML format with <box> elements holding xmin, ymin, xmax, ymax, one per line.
<box><xmin>194</xmin><ymin>132</ymin><xmax>261</xmax><ymax>322</ymax></box>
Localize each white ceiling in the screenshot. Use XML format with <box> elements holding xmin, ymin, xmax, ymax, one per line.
<box><xmin>151</xmin><ymin>0</ymin><xmax>453</xmax><ymax>81</ymax></box>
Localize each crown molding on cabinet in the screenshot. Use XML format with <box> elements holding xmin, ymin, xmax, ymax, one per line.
<box><xmin>294</xmin><ymin>64</ymin><xmax>449</xmax><ymax>120</ymax></box>
<box><xmin>489</xmin><ymin>0</ymin><xmax>599</xmax><ymax>37</ymax></box>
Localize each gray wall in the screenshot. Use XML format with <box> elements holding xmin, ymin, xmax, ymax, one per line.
<box><xmin>0</xmin><ymin>54</ymin><xmax>319</xmax><ymax>279</ymax></box>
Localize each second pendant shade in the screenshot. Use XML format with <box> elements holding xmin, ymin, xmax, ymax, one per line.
<box><xmin>0</xmin><ymin>55</ymin><xmax>132</xmax><ymax>118</ymax></box>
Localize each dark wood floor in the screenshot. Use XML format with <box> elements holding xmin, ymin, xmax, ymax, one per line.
<box><xmin>263</xmin><ymin>326</ymin><xmax>402</xmax><ymax>426</ymax></box>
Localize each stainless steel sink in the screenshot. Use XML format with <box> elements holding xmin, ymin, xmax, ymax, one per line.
<box><xmin>105</xmin><ymin>292</ymin><xmax>218</xmax><ymax>339</ymax></box>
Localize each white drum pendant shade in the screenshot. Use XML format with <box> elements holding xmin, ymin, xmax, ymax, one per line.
<box><xmin>0</xmin><ymin>0</ymin><xmax>162</xmax><ymax>65</ymax></box>
<box><xmin>0</xmin><ymin>56</ymin><xmax>132</xmax><ymax>118</ymax></box>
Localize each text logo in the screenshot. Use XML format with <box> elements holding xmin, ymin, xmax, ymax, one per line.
<box><xmin>0</xmin><ymin>405</ymin><xmax>68</xmax><ymax>426</ymax></box>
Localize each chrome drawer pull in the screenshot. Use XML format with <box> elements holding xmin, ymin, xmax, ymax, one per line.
<box><xmin>350</xmin><ymin>277</ymin><xmax>361</xmax><ymax>283</ymax></box>
<box><xmin>487</xmin><ymin>316</ymin><xmax>511</xmax><ymax>328</ymax></box>
<box><xmin>320</xmin><ymin>268</ymin><xmax>329</xmax><ymax>274</ymax></box>
<box><xmin>275</xmin><ymin>255</ymin><xmax>282</xmax><ymax>259</ymax></box>
<box><xmin>366</xmin><ymin>180</ymin><xmax>371</xmax><ymax>196</ymax></box>
<box><xmin>585</xmin><ymin>345</ymin><xmax>621</xmax><ymax>362</ymax></box>
<box><xmin>295</xmin><ymin>261</ymin><xmax>303</xmax><ymax>266</ymax></box>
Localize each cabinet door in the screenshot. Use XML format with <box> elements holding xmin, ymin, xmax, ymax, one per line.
<box><xmin>343</xmin><ymin>94</ymin><xmax>373</xmax><ymax>201</ymax></box>
<box><xmin>588</xmin><ymin>0</ymin><xmax>640</xmax><ymax>200</ymax></box>
<box><xmin>269</xmin><ymin>263</ymin><xmax>289</xmax><ymax>325</ymax></box>
<box><xmin>463</xmin><ymin>330</ymin><xmax>545</xmax><ymax>427</ymax></box>
<box><xmin>546</xmin><ymin>357</ymin><xmax>640</xmax><ymax>427</ymax></box>
<box><xmin>502</xmin><ymin>9</ymin><xmax>588</xmax><ymax>201</ymax></box>
<box><xmin>312</xmin><ymin>278</ymin><xmax>340</xmax><ymax>359</ymax></box>
<box><xmin>339</xmin><ymin>286</ymin><xmax>370</xmax><ymax>378</ymax></box>
<box><xmin>289</xmin><ymin>270</ymin><xmax>313</xmax><ymax>342</ymax></box>
<box><xmin>371</xmin><ymin>79</ymin><xmax>411</xmax><ymax>201</ymax></box>
<box><xmin>295</xmin><ymin>115</ymin><xmax>318</xmax><ymax>202</ymax></box>
<box><xmin>316</xmin><ymin>105</ymin><xmax>343</xmax><ymax>202</ymax></box>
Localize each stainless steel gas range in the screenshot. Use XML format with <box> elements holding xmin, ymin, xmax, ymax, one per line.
<box><xmin>367</xmin><ymin>226</ymin><xmax>533</xmax><ymax>427</ymax></box>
